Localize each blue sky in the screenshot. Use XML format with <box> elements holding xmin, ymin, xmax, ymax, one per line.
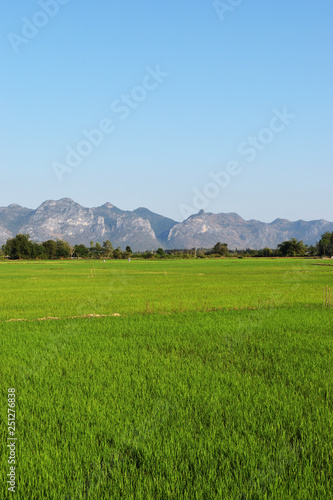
<box><xmin>1</xmin><ymin>0</ymin><xmax>332</xmax><ymax>222</ymax></box>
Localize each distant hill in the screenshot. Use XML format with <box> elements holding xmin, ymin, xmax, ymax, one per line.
<box><xmin>0</xmin><ymin>198</ymin><xmax>332</xmax><ymax>251</ymax></box>
<box><xmin>167</xmin><ymin>210</ymin><xmax>333</xmax><ymax>250</ymax></box>
<box><xmin>133</xmin><ymin>207</ymin><xmax>176</xmax><ymax>240</ymax></box>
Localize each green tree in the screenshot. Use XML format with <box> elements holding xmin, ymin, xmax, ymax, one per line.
<box><xmin>89</xmin><ymin>241</ymin><xmax>103</xmax><ymax>258</ymax></box>
<box><xmin>56</xmin><ymin>240</ymin><xmax>71</xmax><ymax>259</ymax></box>
<box><xmin>212</xmin><ymin>242</ymin><xmax>228</xmax><ymax>256</ymax></box>
<box><xmin>113</xmin><ymin>247</ymin><xmax>122</xmax><ymax>259</ymax></box>
<box><xmin>3</xmin><ymin>234</ymin><xmax>34</xmax><ymax>259</ymax></box>
<box><xmin>42</xmin><ymin>240</ymin><xmax>57</xmax><ymax>259</ymax></box>
<box><xmin>307</xmin><ymin>245</ymin><xmax>318</xmax><ymax>256</ymax></box>
<box><xmin>317</xmin><ymin>232</ymin><xmax>333</xmax><ymax>257</ymax></box>
<box><xmin>32</xmin><ymin>242</ymin><xmax>47</xmax><ymax>260</ymax></box>
<box><xmin>102</xmin><ymin>240</ymin><xmax>113</xmax><ymax>258</ymax></box>
<box><xmin>257</xmin><ymin>247</ymin><xmax>273</xmax><ymax>257</ymax></box>
<box><xmin>95</xmin><ymin>242</ymin><xmax>102</xmax><ymax>259</ymax></box>
<box><xmin>74</xmin><ymin>244</ymin><xmax>89</xmax><ymax>258</ymax></box>
<box><xmin>278</xmin><ymin>238</ymin><xmax>306</xmax><ymax>257</ymax></box>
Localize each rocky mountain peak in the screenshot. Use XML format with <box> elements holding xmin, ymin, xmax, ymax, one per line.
<box><xmin>0</xmin><ymin>199</ymin><xmax>332</xmax><ymax>251</ymax></box>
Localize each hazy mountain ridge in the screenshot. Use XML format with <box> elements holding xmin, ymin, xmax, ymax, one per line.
<box><xmin>168</xmin><ymin>211</ymin><xmax>333</xmax><ymax>250</ymax></box>
<box><xmin>0</xmin><ymin>199</ymin><xmax>169</xmax><ymax>250</ymax></box>
<box><xmin>0</xmin><ymin>198</ymin><xmax>332</xmax><ymax>251</ymax></box>
<box><xmin>0</xmin><ymin>204</ymin><xmax>34</xmax><ymax>235</ymax></box>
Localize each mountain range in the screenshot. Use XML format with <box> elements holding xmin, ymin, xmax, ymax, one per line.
<box><xmin>0</xmin><ymin>198</ymin><xmax>332</xmax><ymax>251</ymax></box>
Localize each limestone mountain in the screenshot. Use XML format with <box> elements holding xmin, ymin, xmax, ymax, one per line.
<box><xmin>0</xmin><ymin>198</ymin><xmax>175</xmax><ymax>251</ymax></box>
<box><xmin>0</xmin><ymin>199</ymin><xmax>332</xmax><ymax>251</ymax></box>
<box><xmin>167</xmin><ymin>211</ymin><xmax>333</xmax><ymax>249</ymax></box>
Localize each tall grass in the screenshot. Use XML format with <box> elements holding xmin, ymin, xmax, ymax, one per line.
<box><xmin>1</xmin><ymin>259</ymin><xmax>333</xmax><ymax>498</ymax></box>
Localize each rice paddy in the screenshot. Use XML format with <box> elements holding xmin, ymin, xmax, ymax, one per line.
<box><xmin>1</xmin><ymin>258</ymin><xmax>333</xmax><ymax>498</ymax></box>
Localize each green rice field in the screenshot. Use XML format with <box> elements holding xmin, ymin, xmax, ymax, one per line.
<box><xmin>1</xmin><ymin>258</ymin><xmax>333</xmax><ymax>499</ymax></box>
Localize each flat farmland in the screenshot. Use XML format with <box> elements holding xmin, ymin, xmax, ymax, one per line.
<box><xmin>1</xmin><ymin>259</ymin><xmax>333</xmax><ymax>499</ymax></box>
<box><xmin>0</xmin><ymin>258</ymin><xmax>332</xmax><ymax>320</ymax></box>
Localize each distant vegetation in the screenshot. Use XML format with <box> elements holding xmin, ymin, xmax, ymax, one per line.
<box><xmin>1</xmin><ymin>232</ymin><xmax>333</xmax><ymax>260</ymax></box>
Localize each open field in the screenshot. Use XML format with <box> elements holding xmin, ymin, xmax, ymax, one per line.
<box><xmin>1</xmin><ymin>259</ymin><xmax>333</xmax><ymax>499</ymax></box>
<box><xmin>0</xmin><ymin>258</ymin><xmax>333</xmax><ymax>321</ymax></box>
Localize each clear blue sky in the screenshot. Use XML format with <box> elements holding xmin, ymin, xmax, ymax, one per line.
<box><xmin>1</xmin><ymin>0</ymin><xmax>332</xmax><ymax>222</ymax></box>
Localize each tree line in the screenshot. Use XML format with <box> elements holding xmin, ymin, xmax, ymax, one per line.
<box><xmin>1</xmin><ymin>233</ymin><xmax>333</xmax><ymax>260</ymax></box>
<box><xmin>0</xmin><ymin>235</ymin><xmax>130</xmax><ymax>260</ymax></box>
<box><xmin>209</xmin><ymin>234</ymin><xmax>333</xmax><ymax>257</ymax></box>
